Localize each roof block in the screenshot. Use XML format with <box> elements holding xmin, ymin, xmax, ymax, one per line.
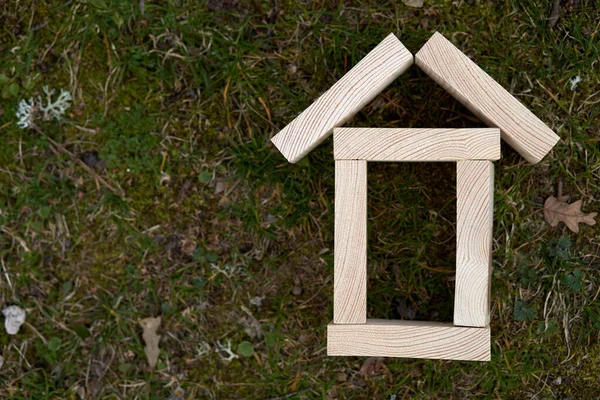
<box><xmin>415</xmin><ymin>32</ymin><xmax>560</xmax><ymax>164</ymax></box>
<box><xmin>271</xmin><ymin>33</ymin><xmax>413</xmax><ymax>163</ymax></box>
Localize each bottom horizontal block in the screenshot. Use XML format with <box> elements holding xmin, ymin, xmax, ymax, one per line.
<box><xmin>327</xmin><ymin>319</ymin><xmax>490</xmax><ymax>361</ymax></box>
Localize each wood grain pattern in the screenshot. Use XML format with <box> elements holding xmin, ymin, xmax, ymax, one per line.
<box><xmin>455</xmin><ymin>160</ymin><xmax>494</xmax><ymax>327</ymax></box>
<box><xmin>334</xmin><ymin>160</ymin><xmax>367</xmax><ymax>324</ymax></box>
<box><xmin>415</xmin><ymin>32</ymin><xmax>559</xmax><ymax>164</ymax></box>
<box><xmin>327</xmin><ymin>319</ymin><xmax>490</xmax><ymax>361</ymax></box>
<box><xmin>271</xmin><ymin>33</ymin><xmax>413</xmax><ymax>163</ymax></box>
<box><xmin>333</xmin><ymin>127</ymin><xmax>500</xmax><ymax>161</ymax></box>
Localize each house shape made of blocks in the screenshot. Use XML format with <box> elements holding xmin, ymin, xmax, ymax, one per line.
<box><xmin>271</xmin><ymin>32</ymin><xmax>560</xmax><ymax>362</ymax></box>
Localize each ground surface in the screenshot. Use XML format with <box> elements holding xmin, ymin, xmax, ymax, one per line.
<box><xmin>0</xmin><ymin>0</ymin><xmax>599</xmax><ymax>398</ymax></box>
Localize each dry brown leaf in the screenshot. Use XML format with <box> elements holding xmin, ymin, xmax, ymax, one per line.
<box><xmin>238</xmin><ymin>305</ymin><xmax>262</xmax><ymax>339</ymax></box>
<box><xmin>404</xmin><ymin>0</ymin><xmax>424</xmax><ymax>7</ymax></box>
<box><xmin>139</xmin><ymin>316</ymin><xmax>161</xmax><ymax>368</ymax></box>
<box><xmin>359</xmin><ymin>357</ymin><xmax>392</xmax><ymax>382</ymax></box>
<box><xmin>543</xmin><ymin>196</ymin><xmax>597</xmax><ymax>233</ymax></box>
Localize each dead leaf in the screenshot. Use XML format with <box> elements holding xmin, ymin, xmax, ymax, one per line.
<box><xmin>543</xmin><ymin>196</ymin><xmax>597</xmax><ymax>233</ymax></box>
<box><xmin>139</xmin><ymin>316</ymin><xmax>161</xmax><ymax>368</ymax></box>
<box><xmin>359</xmin><ymin>357</ymin><xmax>392</xmax><ymax>382</ymax></box>
<box><xmin>86</xmin><ymin>346</ymin><xmax>115</xmax><ymax>397</ymax></box>
<box><xmin>179</xmin><ymin>238</ymin><xmax>196</xmax><ymax>256</ymax></box>
<box><xmin>238</xmin><ymin>305</ymin><xmax>262</xmax><ymax>339</ymax></box>
<box><xmin>404</xmin><ymin>0</ymin><xmax>424</xmax><ymax>7</ymax></box>
<box><xmin>215</xmin><ymin>181</ymin><xmax>226</xmax><ymax>194</ymax></box>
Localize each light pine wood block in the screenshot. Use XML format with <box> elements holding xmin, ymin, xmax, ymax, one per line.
<box><xmin>415</xmin><ymin>32</ymin><xmax>559</xmax><ymax>164</ymax></box>
<box><xmin>327</xmin><ymin>319</ymin><xmax>490</xmax><ymax>361</ymax></box>
<box><xmin>333</xmin><ymin>128</ymin><xmax>500</xmax><ymax>161</ymax></box>
<box><xmin>455</xmin><ymin>160</ymin><xmax>494</xmax><ymax>327</ymax></box>
<box><xmin>334</xmin><ymin>160</ymin><xmax>367</xmax><ymax>324</ymax></box>
<box><xmin>271</xmin><ymin>33</ymin><xmax>413</xmax><ymax>164</ymax></box>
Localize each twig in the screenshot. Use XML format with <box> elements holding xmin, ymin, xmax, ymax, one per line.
<box><xmin>265</xmin><ymin>388</ymin><xmax>311</xmax><ymax>400</ymax></box>
<box><xmin>548</xmin><ymin>0</ymin><xmax>560</xmax><ymax>28</ymax></box>
<box><xmin>31</xmin><ymin>124</ymin><xmax>124</xmax><ymax>197</ymax></box>
<box><xmin>177</xmin><ymin>179</ymin><xmax>192</xmax><ymax>203</ymax></box>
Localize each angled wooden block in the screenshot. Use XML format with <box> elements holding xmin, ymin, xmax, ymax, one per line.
<box><xmin>334</xmin><ymin>160</ymin><xmax>367</xmax><ymax>324</ymax></box>
<box><xmin>415</xmin><ymin>32</ymin><xmax>560</xmax><ymax>164</ymax></box>
<box><xmin>327</xmin><ymin>319</ymin><xmax>490</xmax><ymax>361</ymax></box>
<box><xmin>271</xmin><ymin>33</ymin><xmax>413</xmax><ymax>163</ymax></box>
<box><xmin>333</xmin><ymin>128</ymin><xmax>500</xmax><ymax>161</ymax></box>
<box><xmin>455</xmin><ymin>160</ymin><xmax>494</xmax><ymax>327</ymax></box>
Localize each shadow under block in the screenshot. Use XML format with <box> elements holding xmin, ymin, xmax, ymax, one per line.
<box><xmin>455</xmin><ymin>160</ymin><xmax>494</xmax><ymax>327</ymax></box>
<box><xmin>271</xmin><ymin>33</ymin><xmax>413</xmax><ymax>164</ymax></box>
<box><xmin>327</xmin><ymin>320</ymin><xmax>491</xmax><ymax>361</ymax></box>
<box><xmin>334</xmin><ymin>160</ymin><xmax>367</xmax><ymax>324</ymax></box>
<box><xmin>333</xmin><ymin>128</ymin><xmax>500</xmax><ymax>161</ymax></box>
<box><xmin>415</xmin><ymin>32</ymin><xmax>560</xmax><ymax>164</ymax></box>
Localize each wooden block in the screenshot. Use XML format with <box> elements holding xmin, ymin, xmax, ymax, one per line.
<box><xmin>327</xmin><ymin>319</ymin><xmax>490</xmax><ymax>361</ymax></box>
<box><xmin>271</xmin><ymin>33</ymin><xmax>413</xmax><ymax>164</ymax></box>
<box><xmin>334</xmin><ymin>128</ymin><xmax>500</xmax><ymax>161</ymax></box>
<box><xmin>415</xmin><ymin>32</ymin><xmax>560</xmax><ymax>164</ymax></box>
<box><xmin>455</xmin><ymin>160</ymin><xmax>494</xmax><ymax>327</ymax></box>
<box><xmin>334</xmin><ymin>160</ymin><xmax>367</xmax><ymax>324</ymax></box>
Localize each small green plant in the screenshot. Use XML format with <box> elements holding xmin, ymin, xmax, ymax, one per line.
<box><xmin>547</xmin><ymin>236</ymin><xmax>572</xmax><ymax>262</ymax></box>
<box><xmin>520</xmin><ymin>267</ymin><xmax>537</xmax><ymax>285</ymax></box>
<box><xmin>237</xmin><ymin>341</ymin><xmax>254</xmax><ymax>357</ymax></box>
<box><xmin>561</xmin><ymin>270</ymin><xmax>584</xmax><ymax>292</ymax></box>
<box><xmin>0</xmin><ymin>72</ymin><xmax>19</xmax><ymax>99</ymax></box>
<box><xmin>514</xmin><ymin>300</ymin><xmax>538</xmax><ymax>322</ymax></box>
<box><xmin>47</xmin><ymin>337</ymin><xmax>62</xmax><ymax>352</ymax></box>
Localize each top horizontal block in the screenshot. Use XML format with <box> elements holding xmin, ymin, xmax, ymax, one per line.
<box><xmin>271</xmin><ymin>33</ymin><xmax>413</xmax><ymax>163</ymax></box>
<box><xmin>333</xmin><ymin>128</ymin><xmax>500</xmax><ymax>161</ymax></box>
<box><xmin>415</xmin><ymin>32</ymin><xmax>559</xmax><ymax>164</ymax></box>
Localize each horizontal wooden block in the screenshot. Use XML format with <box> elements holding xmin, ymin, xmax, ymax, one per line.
<box><xmin>415</xmin><ymin>32</ymin><xmax>560</xmax><ymax>164</ymax></box>
<box><xmin>455</xmin><ymin>160</ymin><xmax>494</xmax><ymax>327</ymax></box>
<box><xmin>271</xmin><ymin>33</ymin><xmax>413</xmax><ymax>163</ymax></box>
<box><xmin>334</xmin><ymin>160</ymin><xmax>367</xmax><ymax>324</ymax></box>
<box><xmin>333</xmin><ymin>128</ymin><xmax>500</xmax><ymax>161</ymax></box>
<box><xmin>327</xmin><ymin>319</ymin><xmax>490</xmax><ymax>361</ymax></box>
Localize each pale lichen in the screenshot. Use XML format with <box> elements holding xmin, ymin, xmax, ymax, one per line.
<box><xmin>215</xmin><ymin>339</ymin><xmax>238</xmax><ymax>362</ymax></box>
<box><xmin>16</xmin><ymin>86</ymin><xmax>72</xmax><ymax>129</ymax></box>
<box><xmin>2</xmin><ymin>305</ymin><xmax>26</xmax><ymax>335</ymax></box>
<box><xmin>196</xmin><ymin>341</ymin><xmax>211</xmax><ymax>357</ymax></box>
<box><xmin>15</xmin><ymin>98</ymin><xmax>36</xmax><ymax>129</ymax></box>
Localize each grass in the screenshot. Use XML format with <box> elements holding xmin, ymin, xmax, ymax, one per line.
<box><xmin>0</xmin><ymin>0</ymin><xmax>599</xmax><ymax>398</ymax></box>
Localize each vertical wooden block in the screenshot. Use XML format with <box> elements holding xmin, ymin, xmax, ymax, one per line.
<box><xmin>271</xmin><ymin>33</ymin><xmax>413</xmax><ymax>164</ymax></box>
<box><xmin>455</xmin><ymin>160</ymin><xmax>494</xmax><ymax>327</ymax></box>
<box><xmin>334</xmin><ymin>160</ymin><xmax>367</xmax><ymax>324</ymax></box>
<box><xmin>415</xmin><ymin>32</ymin><xmax>560</xmax><ymax>164</ymax></box>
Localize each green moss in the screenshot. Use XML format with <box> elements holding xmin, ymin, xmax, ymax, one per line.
<box><xmin>0</xmin><ymin>0</ymin><xmax>599</xmax><ymax>397</ymax></box>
